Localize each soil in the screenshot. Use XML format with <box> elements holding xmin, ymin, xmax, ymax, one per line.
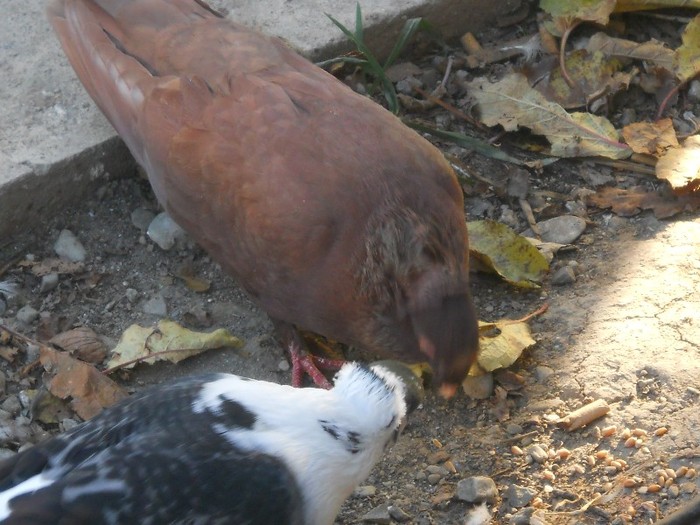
<box><xmin>2</xmin><ymin>8</ymin><xmax>700</xmax><ymax>525</ymax></box>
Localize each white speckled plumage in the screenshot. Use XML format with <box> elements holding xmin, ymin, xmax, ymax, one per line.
<box><xmin>0</xmin><ymin>362</ymin><xmax>406</xmax><ymax>525</ymax></box>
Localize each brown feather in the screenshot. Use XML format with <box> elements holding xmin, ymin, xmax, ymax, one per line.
<box><xmin>47</xmin><ymin>0</ymin><xmax>479</xmax><ymax>389</ymax></box>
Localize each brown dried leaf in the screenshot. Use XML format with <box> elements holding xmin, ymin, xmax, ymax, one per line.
<box><xmin>50</xmin><ymin>326</ymin><xmax>109</xmax><ymax>364</ymax></box>
<box><xmin>621</xmin><ymin>118</ymin><xmax>679</xmax><ymax>156</ymax></box>
<box><xmin>586</xmin><ymin>33</ymin><xmax>674</xmax><ymax>71</ymax></box>
<box><xmin>40</xmin><ymin>345</ymin><xmax>128</xmax><ymax>420</ymax></box>
<box><xmin>586</xmin><ymin>185</ymin><xmax>700</xmax><ymax>218</ymax></box>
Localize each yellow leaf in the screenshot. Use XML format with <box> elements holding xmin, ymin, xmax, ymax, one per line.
<box><xmin>656</xmin><ymin>135</ymin><xmax>700</xmax><ymax>193</ymax></box>
<box><xmin>675</xmin><ymin>14</ymin><xmax>700</xmax><ymax>82</ymax></box>
<box><xmin>475</xmin><ymin>320</ymin><xmax>536</xmax><ymax>373</ymax></box>
<box><xmin>467</xmin><ymin>73</ymin><xmax>631</xmax><ymax>159</ymax></box>
<box><xmin>621</xmin><ymin>118</ymin><xmax>679</xmax><ymax>156</ymax></box>
<box><xmin>106</xmin><ymin>320</ymin><xmax>243</xmax><ymax>370</ymax></box>
<box><xmin>468</xmin><ymin>220</ymin><xmax>549</xmax><ymax>288</ymax></box>
<box><xmin>540</xmin><ymin>0</ymin><xmax>616</xmax><ymax>36</ymax></box>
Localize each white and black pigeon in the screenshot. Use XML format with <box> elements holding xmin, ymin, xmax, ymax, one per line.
<box><xmin>0</xmin><ymin>362</ymin><xmax>407</xmax><ymax>524</ymax></box>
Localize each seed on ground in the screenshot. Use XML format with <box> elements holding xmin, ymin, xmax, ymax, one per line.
<box><xmin>654</xmin><ymin>427</ymin><xmax>668</xmax><ymax>437</ymax></box>
<box><xmin>601</xmin><ymin>425</ymin><xmax>617</xmax><ymax>437</ymax></box>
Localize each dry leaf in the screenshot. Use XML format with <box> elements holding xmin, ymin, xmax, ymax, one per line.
<box><xmin>541</xmin><ymin>0</ymin><xmax>616</xmax><ymax>36</ymax></box>
<box><xmin>615</xmin><ymin>0</ymin><xmax>700</xmax><ymax>12</ymax></box>
<box><xmin>621</xmin><ymin>118</ymin><xmax>679</xmax><ymax>156</ymax></box>
<box><xmin>586</xmin><ymin>33</ymin><xmax>674</xmax><ymax>71</ymax></box>
<box><xmin>473</xmin><ymin>319</ymin><xmax>537</xmax><ymax>373</ymax></box>
<box><xmin>586</xmin><ymin>185</ymin><xmax>700</xmax><ymax>218</ymax></box>
<box><xmin>467</xmin><ymin>73</ymin><xmax>631</xmax><ymax>159</ymax></box>
<box><xmin>40</xmin><ymin>345</ymin><xmax>128</xmax><ymax>420</ymax></box>
<box><xmin>675</xmin><ymin>14</ymin><xmax>700</xmax><ymax>82</ymax></box>
<box><xmin>656</xmin><ymin>135</ymin><xmax>700</xmax><ymax>193</ymax></box>
<box><xmin>50</xmin><ymin>326</ymin><xmax>109</xmax><ymax>364</ymax></box>
<box><xmin>0</xmin><ymin>345</ymin><xmax>19</xmax><ymax>362</ymax></box>
<box><xmin>106</xmin><ymin>320</ymin><xmax>243</xmax><ymax>371</ymax></box>
<box><xmin>532</xmin><ymin>49</ymin><xmax>631</xmax><ymax>109</ymax></box>
<box><xmin>468</xmin><ymin>220</ymin><xmax>549</xmax><ymax>288</ymax></box>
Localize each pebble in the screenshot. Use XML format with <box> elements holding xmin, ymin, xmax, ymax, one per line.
<box><xmin>527</xmin><ymin>444</ymin><xmax>548</xmax><ymax>464</ymax></box>
<box><xmin>361</xmin><ymin>502</ymin><xmax>392</xmax><ymax>524</ymax></box>
<box><xmin>277</xmin><ymin>359</ymin><xmax>290</xmax><ymax>372</ymax></box>
<box><xmin>505</xmin><ymin>484</ymin><xmax>537</xmax><ymax>507</ymax></box>
<box><xmin>455</xmin><ymin>476</ymin><xmax>498</xmax><ymax>504</ymax></box>
<box><xmin>131</xmin><ymin>207</ymin><xmax>156</xmax><ymax>231</ymax></box>
<box><xmin>60</xmin><ymin>418</ymin><xmax>80</xmax><ymax>432</ymax></box>
<box><xmin>147</xmin><ymin>212</ymin><xmax>187</xmax><ymax>250</ymax></box>
<box><xmin>142</xmin><ymin>295</ymin><xmax>168</xmax><ymax>316</ymax></box>
<box><xmin>0</xmin><ymin>396</ymin><xmax>21</xmax><ymax>416</ymax></box>
<box><xmin>509</xmin><ymin>507</ymin><xmax>537</xmax><ymax>525</ymax></box>
<box><xmin>40</xmin><ymin>273</ymin><xmax>59</xmax><ymax>293</ymax></box>
<box><xmin>536</xmin><ymin>215</ymin><xmax>586</xmax><ymax>244</ymax></box>
<box><xmin>551</xmin><ymin>266</ymin><xmax>576</xmax><ymax>285</ymax></box>
<box><xmin>387</xmin><ymin>505</ymin><xmax>412</xmax><ymax>522</ymax></box>
<box><xmin>0</xmin><ymin>297</ymin><xmax>6</xmax><ymax>316</ymax></box>
<box><xmin>353</xmin><ymin>485</ymin><xmax>377</xmax><ymax>498</ymax></box>
<box><xmin>54</xmin><ymin>229</ymin><xmax>87</xmax><ymax>262</ymax></box>
<box><xmin>123</xmin><ymin>288</ymin><xmax>138</xmax><ymax>303</ymax></box>
<box><xmin>533</xmin><ymin>366</ymin><xmax>554</xmax><ymax>382</ymax></box>
<box><xmin>0</xmin><ymin>371</ymin><xmax>5</xmax><ymax>395</ymax></box>
<box><xmin>15</xmin><ymin>305</ymin><xmax>39</xmax><ymax>325</ymax></box>
<box><xmin>461</xmin><ymin>372</ymin><xmax>494</xmax><ymax>399</ymax></box>
<box><xmin>505</xmin><ymin>423</ymin><xmax>523</xmax><ymax>435</ymax></box>
<box><xmin>680</xmin><ymin>482</ymin><xmax>697</xmax><ymax>494</ymax></box>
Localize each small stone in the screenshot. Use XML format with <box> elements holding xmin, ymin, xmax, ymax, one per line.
<box><xmin>0</xmin><ymin>297</ymin><xmax>6</xmax><ymax>316</ymax></box>
<box><xmin>536</xmin><ymin>215</ymin><xmax>586</xmax><ymax>244</ymax></box>
<box><xmin>54</xmin><ymin>229</ymin><xmax>87</xmax><ymax>262</ymax></box>
<box><xmin>142</xmin><ymin>295</ymin><xmax>167</xmax><ymax>316</ymax></box>
<box><xmin>0</xmin><ymin>371</ymin><xmax>5</xmax><ymax>395</ymax></box>
<box><xmin>427</xmin><ymin>450</ymin><xmax>451</xmax><ymax>464</ymax></box>
<box><xmin>461</xmin><ymin>372</ymin><xmax>494</xmax><ymax>399</ymax></box>
<box><xmin>131</xmin><ymin>207</ymin><xmax>156</xmax><ymax>232</ymax></box>
<box><xmin>427</xmin><ymin>473</ymin><xmax>442</xmax><ymax>484</ymax></box>
<box><xmin>680</xmin><ymin>482</ymin><xmax>697</xmax><ymax>494</ymax></box>
<box><xmin>387</xmin><ymin>505</ymin><xmax>412</xmax><ymax>522</ymax></box>
<box><xmin>60</xmin><ymin>418</ymin><xmax>80</xmax><ymax>432</ymax></box>
<box><xmin>24</xmin><ymin>344</ymin><xmax>41</xmax><ymax>363</ymax></box>
<box><xmin>277</xmin><ymin>359</ymin><xmax>290</xmax><ymax>372</ymax></box>
<box><xmin>505</xmin><ymin>423</ymin><xmax>523</xmax><ymax>435</ymax></box>
<box><xmin>0</xmin><ymin>448</ymin><xmax>15</xmax><ymax>462</ymax></box>
<box><xmin>147</xmin><ymin>212</ymin><xmax>187</xmax><ymax>250</ymax></box>
<box><xmin>509</xmin><ymin>507</ymin><xmax>536</xmax><ymax>525</ymax></box>
<box><xmin>353</xmin><ymin>485</ymin><xmax>376</xmax><ymax>498</ymax></box>
<box><xmin>15</xmin><ymin>305</ymin><xmax>39</xmax><ymax>325</ymax></box>
<box><xmin>527</xmin><ymin>444</ymin><xmax>548</xmax><ymax>464</ymax></box>
<box><xmin>534</xmin><ymin>366</ymin><xmax>554</xmax><ymax>382</ymax></box>
<box><xmin>1</xmin><ymin>396</ymin><xmax>21</xmax><ymax>416</ymax></box>
<box><xmin>455</xmin><ymin>476</ymin><xmax>498</xmax><ymax>504</ymax></box>
<box><xmin>40</xmin><ymin>273</ymin><xmax>59</xmax><ymax>293</ymax></box>
<box><xmin>505</xmin><ymin>484</ymin><xmax>537</xmax><ymax>507</ymax></box>
<box><xmin>125</xmin><ymin>288</ymin><xmax>139</xmax><ymax>303</ymax></box>
<box><xmin>361</xmin><ymin>502</ymin><xmax>391</xmax><ymax>523</ymax></box>
<box><xmin>668</xmin><ymin>484</ymin><xmax>680</xmax><ymax>498</ymax></box>
<box><xmin>551</xmin><ymin>266</ymin><xmax>576</xmax><ymax>286</ymax></box>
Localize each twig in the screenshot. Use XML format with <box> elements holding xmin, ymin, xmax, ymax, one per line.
<box><xmin>514</xmin><ymin>303</ymin><xmax>549</xmax><ymax>324</ymax></box>
<box><xmin>413</xmin><ymin>86</ymin><xmax>485</xmax><ymax>129</ymax></box>
<box><xmin>500</xmin><ymin>429</ymin><xmax>540</xmax><ymax>444</ymax></box>
<box><xmin>559</xmin><ymin>21</ymin><xmax>582</xmax><ymax>88</ymax></box>
<box><xmin>519</xmin><ymin>198</ymin><xmax>541</xmax><ymax>237</ymax></box>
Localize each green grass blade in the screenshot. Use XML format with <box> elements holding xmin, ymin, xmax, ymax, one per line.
<box><xmin>354</xmin><ymin>3</ymin><xmax>364</xmax><ymax>45</ymax></box>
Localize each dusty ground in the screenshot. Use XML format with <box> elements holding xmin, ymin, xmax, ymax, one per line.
<box><xmin>2</xmin><ymin>7</ymin><xmax>700</xmax><ymax>525</ymax></box>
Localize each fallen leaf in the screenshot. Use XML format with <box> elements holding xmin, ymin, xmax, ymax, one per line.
<box><xmin>50</xmin><ymin>326</ymin><xmax>109</xmax><ymax>364</ymax></box>
<box><xmin>40</xmin><ymin>345</ymin><xmax>128</xmax><ymax>420</ymax></box>
<box><xmin>467</xmin><ymin>73</ymin><xmax>632</xmax><ymax>159</ymax></box>
<box><xmin>656</xmin><ymin>135</ymin><xmax>700</xmax><ymax>193</ymax></box>
<box><xmin>475</xmin><ymin>319</ymin><xmax>537</xmax><ymax>373</ymax></box>
<box><xmin>532</xmin><ymin>49</ymin><xmax>632</xmax><ymax>109</ymax></box>
<box><xmin>586</xmin><ymin>185</ymin><xmax>700</xmax><ymax>218</ymax></box>
<box><xmin>106</xmin><ymin>320</ymin><xmax>243</xmax><ymax>371</ymax></box>
<box><xmin>675</xmin><ymin>14</ymin><xmax>700</xmax><ymax>83</ymax></box>
<box><xmin>524</xmin><ymin>237</ymin><xmax>570</xmax><ymax>263</ymax></box>
<box><xmin>176</xmin><ymin>264</ymin><xmax>212</xmax><ymax>293</ymax></box>
<box><xmin>615</xmin><ymin>0</ymin><xmax>700</xmax><ymax>12</ymax></box>
<box><xmin>31</xmin><ymin>389</ymin><xmax>73</xmax><ymax>424</ymax></box>
<box><xmin>586</xmin><ymin>32</ymin><xmax>674</xmax><ymax>72</ymax></box>
<box><xmin>541</xmin><ymin>0</ymin><xmax>616</xmax><ymax>36</ymax></box>
<box><xmin>622</xmin><ymin>118</ymin><xmax>679</xmax><ymax>156</ymax></box>
<box><xmin>468</xmin><ymin>219</ymin><xmax>549</xmax><ymax>288</ymax></box>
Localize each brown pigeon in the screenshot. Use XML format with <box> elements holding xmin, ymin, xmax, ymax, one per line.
<box><xmin>48</xmin><ymin>0</ymin><xmax>479</xmax><ymax>395</ymax></box>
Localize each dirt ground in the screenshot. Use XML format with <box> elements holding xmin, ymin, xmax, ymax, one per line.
<box><xmin>2</xmin><ymin>8</ymin><xmax>700</xmax><ymax>525</ymax></box>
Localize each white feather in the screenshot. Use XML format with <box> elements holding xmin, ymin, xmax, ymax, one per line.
<box><xmin>464</xmin><ymin>502</ymin><xmax>492</xmax><ymax>525</ymax></box>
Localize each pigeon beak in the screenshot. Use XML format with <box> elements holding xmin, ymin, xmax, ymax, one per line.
<box><xmin>438</xmin><ymin>382</ymin><xmax>458</xmax><ymax>399</ymax></box>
